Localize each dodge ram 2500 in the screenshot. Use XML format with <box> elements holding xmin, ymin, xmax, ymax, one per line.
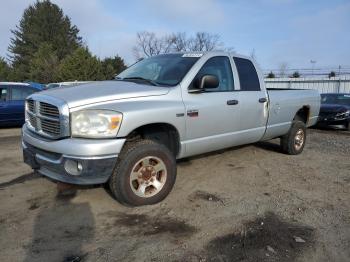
<box><xmin>22</xmin><ymin>51</ymin><xmax>320</xmax><ymax>206</ymax></box>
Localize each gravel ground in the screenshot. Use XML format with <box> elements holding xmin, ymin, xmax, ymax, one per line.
<box><xmin>0</xmin><ymin>127</ymin><xmax>349</xmax><ymax>262</ymax></box>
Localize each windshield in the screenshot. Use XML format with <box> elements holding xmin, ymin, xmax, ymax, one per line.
<box><xmin>116</xmin><ymin>54</ymin><xmax>200</xmax><ymax>86</ymax></box>
<box><xmin>321</xmin><ymin>94</ymin><xmax>350</xmax><ymax>106</ymax></box>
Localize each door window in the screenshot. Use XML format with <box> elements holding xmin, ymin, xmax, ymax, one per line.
<box><xmin>233</xmin><ymin>57</ymin><xmax>260</xmax><ymax>91</ymax></box>
<box><xmin>0</xmin><ymin>86</ymin><xmax>8</xmax><ymax>101</ymax></box>
<box><xmin>191</xmin><ymin>56</ymin><xmax>234</xmax><ymax>92</ymax></box>
<box><xmin>11</xmin><ymin>86</ymin><xmax>37</xmax><ymax>100</ymax></box>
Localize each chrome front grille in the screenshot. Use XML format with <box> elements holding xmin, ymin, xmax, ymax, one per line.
<box><xmin>41</xmin><ymin>119</ymin><xmax>61</xmax><ymax>136</ymax></box>
<box><xmin>26</xmin><ymin>99</ymin><xmax>65</xmax><ymax>139</ymax></box>
<box><xmin>27</xmin><ymin>99</ymin><xmax>35</xmax><ymax>112</ymax></box>
<box><xmin>28</xmin><ymin>113</ymin><xmax>37</xmax><ymax>128</ymax></box>
<box><xmin>39</xmin><ymin>102</ymin><xmax>60</xmax><ymax>118</ymax></box>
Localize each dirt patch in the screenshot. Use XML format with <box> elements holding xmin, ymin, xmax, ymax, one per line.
<box><xmin>63</xmin><ymin>254</ymin><xmax>87</xmax><ymax>262</ymax></box>
<box><xmin>28</xmin><ymin>202</ymin><xmax>40</xmax><ymax>210</ymax></box>
<box><xmin>0</xmin><ymin>172</ymin><xmax>40</xmax><ymax>189</ymax></box>
<box><xmin>55</xmin><ymin>189</ymin><xmax>78</xmax><ymax>201</ymax></box>
<box><xmin>188</xmin><ymin>190</ymin><xmax>225</xmax><ymax>204</ymax></box>
<box><xmin>202</xmin><ymin>212</ymin><xmax>315</xmax><ymax>262</ymax></box>
<box><xmin>26</xmin><ymin>196</ymin><xmax>45</xmax><ymax>210</ymax></box>
<box><xmin>227</xmin><ymin>163</ymin><xmax>246</xmax><ymax>170</ymax></box>
<box><xmin>105</xmin><ymin>212</ymin><xmax>197</xmax><ymax>237</ymax></box>
<box><xmin>177</xmin><ymin>158</ymin><xmax>193</xmax><ymax>166</ymax></box>
<box><xmin>1</xmin><ymin>128</ymin><xmax>349</xmax><ymax>261</ymax></box>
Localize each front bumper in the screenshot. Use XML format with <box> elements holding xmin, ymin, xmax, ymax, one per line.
<box><xmin>22</xmin><ymin>125</ymin><xmax>126</xmax><ymax>185</ymax></box>
<box><xmin>317</xmin><ymin>116</ymin><xmax>350</xmax><ymax>127</ymax></box>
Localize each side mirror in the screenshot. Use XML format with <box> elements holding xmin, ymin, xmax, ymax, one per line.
<box><xmin>190</xmin><ymin>75</ymin><xmax>219</xmax><ymax>93</ymax></box>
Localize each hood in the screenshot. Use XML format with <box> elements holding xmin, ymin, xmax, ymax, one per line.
<box><xmin>320</xmin><ymin>104</ymin><xmax>350</xmax><ymax>113</ymax></box>
<box><xmin>38</xmin><ymin>81</ymin><xmax>170</xmax><ymax>108</ymax></box>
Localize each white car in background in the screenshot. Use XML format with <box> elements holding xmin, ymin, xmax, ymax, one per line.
<box><xmin>45</xmin><ymin>81</ymin><xmax>91</xmax><ymax>89</ymax></box>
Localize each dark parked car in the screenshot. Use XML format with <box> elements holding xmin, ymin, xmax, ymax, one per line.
<box><xmin>318</xmin><ymin>93</ymin><xmax>350</xmax><ymax>130</ymax></box>
<box><xmin>0</xmin><ymin>82</ymin><xmax>42</xmax><ymax>126</ymax></box>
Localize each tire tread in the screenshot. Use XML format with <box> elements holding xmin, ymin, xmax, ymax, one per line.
<box><xmin>109</xmin><ymin>139</ymin><xmax>176</xmax><ymax>206</ymax></box>
<box><xmin>280</xmin><ymin>120</ymin><xmax>306</xmax><ymax>155</ymax></box>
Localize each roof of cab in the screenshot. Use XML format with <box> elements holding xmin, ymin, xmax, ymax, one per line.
<box><xmin>155</xmin><ymin>51</ymin><xmax>256</xmax><ymax>64</ymax></box>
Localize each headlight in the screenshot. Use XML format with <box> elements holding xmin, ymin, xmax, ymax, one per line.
<box><xmin>335</xmin><ymin>110</ymin><xmax>350</xmax><ymax>118</ymax></box>
<box><xmin>71</xmin><ymin>110</ymin><xmax>122</xmax><ymax>138</ymax></box>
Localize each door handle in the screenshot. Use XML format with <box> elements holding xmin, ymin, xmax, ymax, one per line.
<box><xmin>227</xmin><ymin>100</ymin><xmax>239</xmax><ymax>105</ymax></box>
<box><xmin>259</xmin><ymin>98</ymin><xmax>267</xmax><ymax>103</ymax></box>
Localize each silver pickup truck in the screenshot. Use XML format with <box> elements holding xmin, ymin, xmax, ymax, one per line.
<box><xmin>22</xmin><ymin>51</ymin><xmax>320</xmax><ymax>206</ymax></box>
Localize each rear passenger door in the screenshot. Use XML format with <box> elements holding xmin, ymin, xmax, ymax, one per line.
<box><xmin>233</xmin><ymin>57</ymin><xmax>268</xmax><ymax>143</ymax></box>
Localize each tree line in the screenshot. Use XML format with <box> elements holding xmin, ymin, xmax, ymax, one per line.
<box><xmin>0</xmin><ymin>1</ymin><xmax>231</xmax><ymax>84</ymax></box>
<box><xmin>0</xmin><ymin>0</ymin><xmax>126</xmax><ymax>83</ymax></box>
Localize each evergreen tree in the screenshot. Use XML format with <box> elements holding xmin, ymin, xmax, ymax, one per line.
<box><xmin>101</xmin><ymin>55</ymin><xmax>127</xmax><ymax>80</ymax></box>
<box><xmin>0</xmin><ymin>57</ymin><xmax>11</xmax><ymax>81</ymax></box>
<box><xmin>29</xmin><ymin>43</ymin><xmax>59</xmax><ymax>83</ymax></box>
<box><xmin>57</xmin><ymin>47</ymin><xmax>103</xmax><ymax>81</ymax></box>
<box><xmin>328</xmin><ymin>71</ymin><xmax>336</xmax><ymax>78</ymax></box>
<box><xmin>267</xmin><ymin>71</ymin><xmax>275</xmax><ymax>78</ymax></box>
<box><xmin>9</xmin><ymin>0</ymin><xmax>82</xmax><ymax>80</ymax></box>
<box><xmin>291</xmin><ymin>71</ymin><xmax>300</xmax><ymax>78</ymax></box>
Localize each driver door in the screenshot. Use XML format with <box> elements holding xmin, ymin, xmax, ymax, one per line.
<box><xmin>181</xmin><ymin>56</ymin><xmax>240</xmax><ymax>157</ymax></box>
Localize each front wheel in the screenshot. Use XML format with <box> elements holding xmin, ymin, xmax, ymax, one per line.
<box><xmin>109</xmin><ymin>139</ymin><xmax>176</xmax><ymax>206</ymax></box>
<box><xmin>280</xmin><ymin>120</ymin><xmax>307</xmax><ymax>155</ymax></box>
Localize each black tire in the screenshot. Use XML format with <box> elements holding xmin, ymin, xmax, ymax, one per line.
<box><xmin>109</xmin><ymin>139</ymin><xmax>176</xmax><ymax>206</ymax></box>
<box><xmin>280</xmin><ymin>119</ymin><xmax>307</xmax><ymax>155</ymax></box>
<box><xmin>346</xmin><ymin>122</ymin><xmax>350</xmax><ymax>131</ymax></box>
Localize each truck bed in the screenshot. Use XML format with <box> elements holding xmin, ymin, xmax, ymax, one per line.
<box><xmin>261</xmin><ymin>89</ymin><xmax>320</xmax><ymax>140</ymax></box>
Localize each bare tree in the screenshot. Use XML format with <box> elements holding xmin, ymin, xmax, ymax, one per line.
<box><xmin>188</xmin><ymin>32</ymin><xmax>223</xmax><ymax>52</ymax></box>
<box><xmin>168</xmin><ymin>32</ymin><xmax>189</xmax><ymax>52</ymax></box>
<box><xmin>278</xmin><ymin>62</ymin><xmax>288</xmax><ymax>78</ymax></box>
<box><xmin>133</xmin><ymin>31</ymin><xmax>169</xmax><ymax>59</ymax></box>
<box><xmin>133</xmin><ymin>31</ymin><xmax>228</xmax><ymax>59</ymax></box>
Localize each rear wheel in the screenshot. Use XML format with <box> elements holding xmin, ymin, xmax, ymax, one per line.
<box><xmin>109</xmin><ymin>139</ymin><xmax>176</xmax><ymax>206</ymax></box>
<box><xmin>280</xmin><ymin>119</ymin><xmax>307</xmax><ymax>155</ymax></box>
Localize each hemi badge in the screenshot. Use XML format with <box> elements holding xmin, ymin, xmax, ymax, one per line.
<box><xmin>176</xmin><ymin>113</ymin><xmax>185</xmax><ymax>117</ymax></box>
<box><xmin>187</xmin><ymin>110</ymin><xmax>199</xmax><ymax>117</ymax></box>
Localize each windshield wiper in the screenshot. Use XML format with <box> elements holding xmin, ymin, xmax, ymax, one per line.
<box><xmin>122</xmin><ymin>77</ymin><xmax>159</xmax><ymax>86</ymax></box>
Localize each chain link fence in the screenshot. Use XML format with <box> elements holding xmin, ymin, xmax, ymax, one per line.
<box><xmin>264</xmin><ymin>75</ymin><xmax>350</xmax><ymax>93</ymax></box>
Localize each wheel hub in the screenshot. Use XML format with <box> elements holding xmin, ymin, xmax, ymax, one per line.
<box><xmin>140</xmin><ymin>166</ymin><xmax>154</xmax><ymax>181</ymax></box>
<box><xmin>130</xmin><ymin>156</ymin><xmax>167</xmax><ymax>198</ymax></box>
<box><xmin>294</xmin><ymin>129</ymin><xmax>304</xmax><ymax>150</ymax></box>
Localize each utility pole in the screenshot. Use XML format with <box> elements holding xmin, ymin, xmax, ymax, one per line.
<box><xmin>310</xmin><ymin>60</ymin><xmax>316</xmax><ymax>77</ymax></box>
<box><xmin>337</xmin><ymin>65</ymin><xmax>341</xmax><ymax>93</ymax></box>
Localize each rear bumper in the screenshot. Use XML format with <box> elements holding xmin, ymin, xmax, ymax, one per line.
<box><xmin>22</xmin><ymin>125</ymin><xmax>126</xmax><ymax>185</ymax></box>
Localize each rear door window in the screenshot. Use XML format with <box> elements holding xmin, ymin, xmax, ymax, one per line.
<box><xmin>11</xmin><ymin>86</ymin><xmax>37</xmax><ymax>100</ymax></box>
<box><xmin>233</xmin><ymin>57</ymin><xmax>260</xmax><ymax>91</ymax></box>
<box><xmin>0</xmin><ymin>86</ymin><xmax>8</xmax><ymax>101</ymax></box>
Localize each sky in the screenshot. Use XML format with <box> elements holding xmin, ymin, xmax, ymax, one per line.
<box><xmin>1</xmin><ymin>0</ymin><xmax>349</xmax><ymax>70</ymax></box>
